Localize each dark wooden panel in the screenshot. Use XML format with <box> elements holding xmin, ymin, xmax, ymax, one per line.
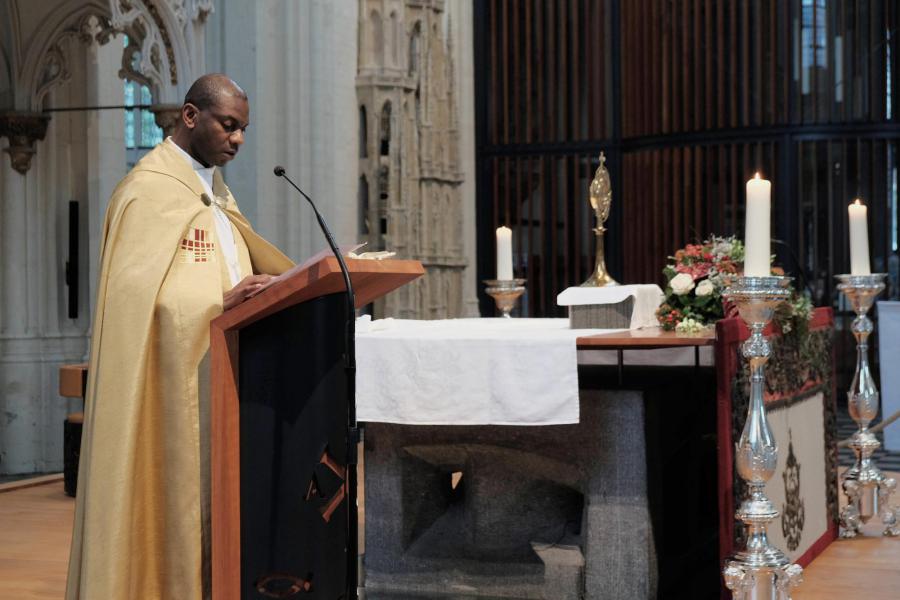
<box><xmin>476</xmin><ymin>0</ymin><xmax>899</xmax><ymax>317</ymax></box>
<box><xmin>239</xmin><ymin>295</ymin><xmax>348</xmax><ymax>600</ymax></box>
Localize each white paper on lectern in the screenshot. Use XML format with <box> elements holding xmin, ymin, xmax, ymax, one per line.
<box><xmin>556</xmin><ymin>284</ymin><xmax>664</xmax><ymax>329</ymax></box>
<box><xmin>878</xmin><ymin>301</ymin><xmax>900</xmax><ymax>451</ymax></box>
<box><xmin>276</xmin><ymin>243</ymin><xmax>366</xmax><ymax>282</ymax></box>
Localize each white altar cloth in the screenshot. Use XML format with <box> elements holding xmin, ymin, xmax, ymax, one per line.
<box><xmin>356</xmin><ymin>317</ymin><xmax>609</xmax><ymax>426</ymax></box>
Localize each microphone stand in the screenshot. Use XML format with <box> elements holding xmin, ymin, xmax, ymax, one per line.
<box><xmin>274</xmin><ymin>166</ymin><xmax>359</xmax><ymax>600</ymax></box>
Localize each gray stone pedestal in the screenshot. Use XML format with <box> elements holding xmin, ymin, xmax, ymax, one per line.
<box><xmin>362</xmin><ymin>390</ymin><xmax>656</xmax><ymax>599</ymax></box>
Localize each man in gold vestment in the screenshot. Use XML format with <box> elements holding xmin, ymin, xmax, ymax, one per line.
<box><xmin>66</xmin><ymin>74</ymin><xmax>293</xmax><ymax>599</ymax></box>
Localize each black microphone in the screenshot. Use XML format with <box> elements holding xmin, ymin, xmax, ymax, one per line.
<box><xmin>273</xmin><ymin>165</ymin><xmax>356</xmax><ymax>328</ymax></box>
<box><xmin>273</xmin><ymin>165</ymin><xmax>359</xmax><ymax>599</ymax></box>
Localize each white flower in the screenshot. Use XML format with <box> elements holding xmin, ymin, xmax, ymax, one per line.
<box><xmin>676</xmin><ymin>317</ymin><xmax>706</xmax><ymax>334</ymax></box>
<box><xmin>713</xmin><ymin>240</ymin><xmax>733</xmax><ymax>257</ymax></box>
<box><xmin>670</xmin><ymin>272</ymin><xmax>695</xmax><ymax>295</ymax></box>
<box><xmin>695</xmin><ymin>279</ymin><xmax>715</xmax><ymax>297</ymax></box>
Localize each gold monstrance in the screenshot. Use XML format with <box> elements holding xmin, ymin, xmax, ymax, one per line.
<box><xmin>581</xmin><ymin>152</ymin><xmax>619</xmax><ymax>286</ymax></box>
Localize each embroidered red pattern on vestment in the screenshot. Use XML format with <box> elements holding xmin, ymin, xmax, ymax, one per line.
<box><xmin>179</xmin><ymin>227</ymin><xmax>215</xmax><ymax>263</ymax></box>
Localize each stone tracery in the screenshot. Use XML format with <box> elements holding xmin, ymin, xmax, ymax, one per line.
<box><xmin>358</xmin><ymin>0</ymin><xmax>466</xmax><ymax>319</ymax></box>
<box><xmin>0</xmin><ymin>0</ymin><xmax>210</xmax><ymax>174</ymax></box>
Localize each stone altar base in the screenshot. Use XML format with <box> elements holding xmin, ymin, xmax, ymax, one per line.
<box><xmin>362</xmin><ymin>390</ymin><xmax>656</xmax><ymax>599</ymax></box>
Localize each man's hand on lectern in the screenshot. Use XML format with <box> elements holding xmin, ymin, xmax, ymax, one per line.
<box><xmin>224</xmin><ymin>274</ymin><xmax>274</xmax><ymax>310</ymax></box>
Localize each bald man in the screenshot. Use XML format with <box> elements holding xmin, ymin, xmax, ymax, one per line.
<box><xmin>66</xmin><ymin>74</ymin><xmax>293</xmax><ymax>600</ymax></box>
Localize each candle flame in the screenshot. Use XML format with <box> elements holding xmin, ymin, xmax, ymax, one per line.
<box><xmin>754</xmin><ymin>172</ymin><xmax>761</xmax><ymax>180</ymax></box>
<box><xmin>854</xmin><ymin>198</ymin><xmax>863</xmax><ymax>206</ymax></box>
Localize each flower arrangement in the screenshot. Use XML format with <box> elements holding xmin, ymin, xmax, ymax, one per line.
<box><xmin>657</xmin><ymin>235</ymin><xmax>813</xmax><ymax>334</ymax></box>
<box><xmin>656</xmin><ymin>235</ymin><xmax>743</xmax><ymax>331</ymax></box>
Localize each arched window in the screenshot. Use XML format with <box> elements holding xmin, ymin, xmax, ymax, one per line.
<box><xmin>390</xmin><ymin>11</ymin><xmax>400</xmax><ymax>66</ymax></box>
<box><xmin>378</xmin><ymin>165</ymin><xmax>389</xmax><ymax>203</ymax></box>
<box><xmin>442</xmin><ymin>193</ymin><xmax>451</xmax><ymax>251</ymax></box>
<box><xmin>379</xmin><ymin>102</ymin><xmax>391</xmax><ymax>156</ymax></box>
<box><xmin>123</xmin><ymin>38</ymin><xmax>163</xmax><ymax>167</ymax></box>
<box><xmin>408</xmin><ymin>22</ymin><xmax>422</xmax><ymax>76</ymax></box>
<box><xmin>358</xmin><ymin>176</ymin><xmax>370</xmax><ymax>236</ymax></box>
<box><xmin>359</xmin><ymin>106</ymin><xmax>367</xmax><ymax>158</ymax></box>
<box><xmin>370</xmin><ymin>11</ymin><xmax>383</xmax><ymax>66</ymax></box>
<box><xmin>415</xmin><ymin>87</ymin><xmax>422</xmax><ymax>124</ymax></box>
<box><xmin>377</xmin><ymin>165</ymin><xmax>389</xmax><ymax>249</ymax></box>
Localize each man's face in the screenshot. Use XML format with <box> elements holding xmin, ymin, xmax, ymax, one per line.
<box><xmin>182</xmin><ymin>93</ymin><xmax>250</xmax><ymax>167</ymax></box>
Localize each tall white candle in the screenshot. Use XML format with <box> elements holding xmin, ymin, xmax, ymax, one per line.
<box><xmin>848</xmin><ymin>199</ymin><xmax>871</xmax><ymax>275</ymax></box>
<box><xmin>744</xmin><ymin>173</ymin><xmax>772</xmax><ymax>277</ymax></box>
<box><xmin>496</xmin><ymin>226</ymin><xmax>513</xmax><ymax>280</ymax></box>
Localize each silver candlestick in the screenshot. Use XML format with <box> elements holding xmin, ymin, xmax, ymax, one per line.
<box><xmin>484</xmin><ymin>279</ymin><xmax>526</xmax><ymax>318</ymax></box>
<box><xmin>722</xmin><ymin>276</ymin><xmax>803</xmax><ymax>600</ymax></box>
<box><xmin>836</xmin><ymin>273</ymin><xmax>899</xmax><ymax>538</ymax></box>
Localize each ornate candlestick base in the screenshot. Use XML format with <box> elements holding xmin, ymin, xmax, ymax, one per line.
<box><xmin>836</xmin><ymin>273</ymin><xmax>899</xmax><ymax>538</ymax></box>
<box><xmin>722</xmin><ymin>276</ymin><xmax>804</xmax><ymax>600</ymax></box>
<box><xmin>580</xmin><ymin>227</ymin><xmax>619</xmax><ymax>287</ymax></box>
<box><xmin>484</xmin><ymin>279</ymin><xmax>526</xmax><ymax>318</ymax></box>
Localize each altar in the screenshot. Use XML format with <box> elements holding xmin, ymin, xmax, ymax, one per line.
<box><xmin>357</xmin><ymin>310</ymin><xmax>838</xmax><ymax>599</ymax></box>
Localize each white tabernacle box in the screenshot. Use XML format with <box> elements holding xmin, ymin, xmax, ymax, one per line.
<box><xmin>556</xmin><ymin>284</ymin><xmax>664</xmax><ymax>330</ymax></box>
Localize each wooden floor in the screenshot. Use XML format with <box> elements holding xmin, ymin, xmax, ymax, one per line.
<box><xmin>0</xmin><ymin>477</ymin><xmax>72</xmax><ymax>600</ymax></box>
<box><xmin>793</xmin><ymin>520</ymin><xmax>900</xmax><ymax>599</ymax></box>
<box><xmin>1</xmin><ymin>475</ymin><xmax>898</xmax><ymax>599</ymax></box>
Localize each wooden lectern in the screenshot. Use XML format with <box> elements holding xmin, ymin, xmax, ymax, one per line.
<box><xmin>210</xmin><ymin>256</ymin><xmax>423</xmax><ymax>599</ymax></box>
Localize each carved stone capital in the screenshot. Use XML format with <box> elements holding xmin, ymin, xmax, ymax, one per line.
<box><xmin>150</xmin><ymin>104</ymin><xmax>182</xmax><ymax>138</ymax></box>
<box><xmin>0</xmin><ymin>112</ymin><xmax>50</xmax><ymax>175</ymax></box>
<box><xmin>191</xmin><ymin>0</ymin><xmax>215</xmax><ymax>23</ymax></box>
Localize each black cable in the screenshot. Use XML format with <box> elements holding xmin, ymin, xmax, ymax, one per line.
<box><xmin>42</xmin><ymin>104</ymin><xmax>154</xmax><ymax>113</ymax></box>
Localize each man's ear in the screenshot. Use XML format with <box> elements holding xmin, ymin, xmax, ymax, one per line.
<box><xmin>181</xmin><ymin>103</ymin><xmax>200</xmax><ymax>129</ymax></box>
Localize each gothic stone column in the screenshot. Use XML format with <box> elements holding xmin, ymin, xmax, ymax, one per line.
<box><xmin>0</xmin><ymin>113</ymin><xmax>49</xmax><ymax>474</ymax></box>
<box><xmin>0</xmin><ymin>112</ymin><xmax>49</xmax><ymax>335</ymax></box>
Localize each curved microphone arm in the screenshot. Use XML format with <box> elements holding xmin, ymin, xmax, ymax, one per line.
<box><xmin>273</xmin><ymin>165</ymin><xmax>356</xmax><ymax>371</ymax></box>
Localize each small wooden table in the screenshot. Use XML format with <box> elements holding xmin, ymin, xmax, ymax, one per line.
<box><xmin>59</xmin><ymin>363</ymin><xmax>88</xmax><ymax>399</ymax></box>
<box><xmin>576</xmin><ymin>327</ymin><xmax>716</xmax><ymax>382</ymax></box>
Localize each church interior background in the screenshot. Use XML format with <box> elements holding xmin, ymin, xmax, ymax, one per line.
<box><xmin>0</xmin><ymin>0</ymin><xmax>480</xmax><ymax>476</ymax></box>
<box><xmin>1</xmin><ymin>0</ymin><xmax>900</xmax><ymax>597</ymax></box>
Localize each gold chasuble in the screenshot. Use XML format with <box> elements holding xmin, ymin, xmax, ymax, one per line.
<box><xmin>66</xmin><ymin>141</ymin><xmax>293</xmax><ymax>600</ymax></box>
